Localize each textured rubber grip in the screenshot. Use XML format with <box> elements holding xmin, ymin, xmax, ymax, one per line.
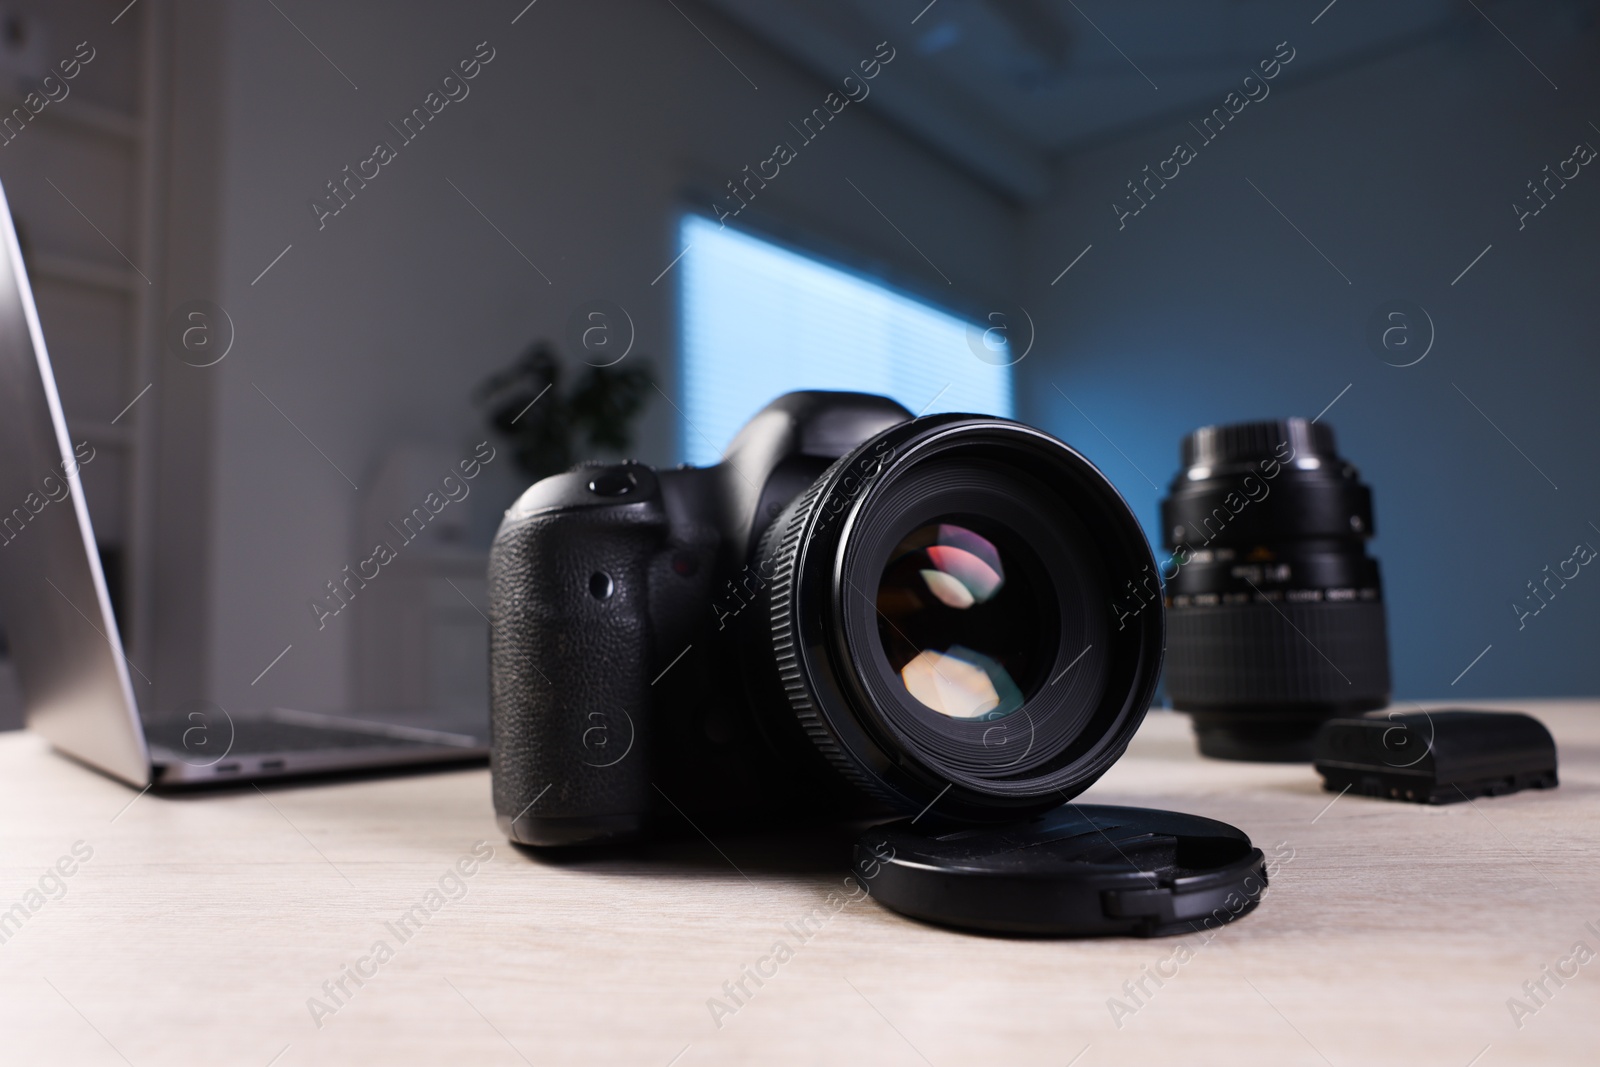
<box><xmin>1165</xmin><ymin>599</ymin><xmax>1390</xmax><ymax>709</ymax></box>
<box><xmin>488</xmin><ymin>503</ymin><xmax>664</xmax><ymax>841</ymax></box>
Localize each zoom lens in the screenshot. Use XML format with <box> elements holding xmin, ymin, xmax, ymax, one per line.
<box><xmin>755</xmin><ymin>415</ymin><xmax>1164</xmax><ymax>821</ymax></box>
<box><xmin>1158</xmin><ymin>418</ymin><xmax>1390</xmax><ymax>762</ymax></box>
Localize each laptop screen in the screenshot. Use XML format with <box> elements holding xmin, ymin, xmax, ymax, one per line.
<box><xmin>0</xmin><ymin>179</ymin><xmax>149</xmax><ymax>784</ymax></box>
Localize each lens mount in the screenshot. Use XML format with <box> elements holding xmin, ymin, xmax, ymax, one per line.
<box><xmin>755</xmin><ymin>415</ymin><xmax>1164</xmax><ymax>821</ymax></box>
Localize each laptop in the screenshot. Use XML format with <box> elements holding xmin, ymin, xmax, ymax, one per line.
<box><xmin>0</xmin><ymin>179</ymin><xmax>487</xmax><ymax>787</ymax></box>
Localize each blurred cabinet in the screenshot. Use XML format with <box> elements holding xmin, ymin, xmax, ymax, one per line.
<box><xmin>352</xmin><ymin>551</ymin><xmax>491</xmax><ymax>722</ymax></box>
<box><xmin>351</xmin><ymin>445</ymin><xmax>492</xmax><ymax>722</ymax></box>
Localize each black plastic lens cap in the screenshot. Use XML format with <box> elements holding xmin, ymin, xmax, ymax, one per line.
<box><xmin>853</xmin><ymin>804</ymin><xmax>1267</xmax><ymax>937</ymax></box>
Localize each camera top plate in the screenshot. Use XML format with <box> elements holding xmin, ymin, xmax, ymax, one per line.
<box><xmin>853</xmin><ymin>804</ymin><xmax>1266</xmax><ymax>937</ymax></box>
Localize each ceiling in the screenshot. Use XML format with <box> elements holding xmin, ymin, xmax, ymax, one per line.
<box><xmin>698</xmin><ymin>0</ymin><xmax>1492</xmax><ymax>202</ymax></box>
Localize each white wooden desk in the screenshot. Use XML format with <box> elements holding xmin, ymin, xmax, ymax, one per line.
<box><xmin>0</xmin><ymin>701</ymin><xmax>1595</xmax><ymax>1066</ymax></box>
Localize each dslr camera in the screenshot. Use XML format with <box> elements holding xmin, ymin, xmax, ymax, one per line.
<box><xmin>489</xmin><ymin>392</ymin><xmax>1164</xmax><ymax>846</ymax></box>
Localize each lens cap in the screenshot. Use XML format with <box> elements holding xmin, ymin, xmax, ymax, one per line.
<box><xmin>853</xmin><ymin>804</ymin><xmax>1267</xmax><ymax>937</ymax></box>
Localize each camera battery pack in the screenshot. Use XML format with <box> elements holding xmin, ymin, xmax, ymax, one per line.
<box><xmin>1312</xmin><ymin>709</ymin><xmax>1558</xmax><ymax>804</ymax></box>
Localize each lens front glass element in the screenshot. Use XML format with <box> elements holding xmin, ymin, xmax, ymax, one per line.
<box><xmin>874</xmin><ymin>520</ymin><xmax>1049</xmax><ymax>722</ymax></box>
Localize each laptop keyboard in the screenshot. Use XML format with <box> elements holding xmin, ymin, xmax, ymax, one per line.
<box><xmin>144</xmin><ymin>717</ymin><xmax>455</xmax><ymax>756</ymax></box>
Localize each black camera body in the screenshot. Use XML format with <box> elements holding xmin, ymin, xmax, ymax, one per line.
<box><xmin>489</xmin><ymin>391</ymin><xmax>1164</xmax><ymax>847</ymax></box>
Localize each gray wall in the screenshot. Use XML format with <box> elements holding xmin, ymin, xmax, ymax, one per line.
<box><xmin>203</xmin><ymin>0</ymin><xmax>1020</xmax><ymax>716</ymax></box>
<box><xmin>9</xmin><ymin>1</ymin><xmax>1587</xmax><ymax>728</ymax></box>
<box><xmin>1017</xmin><ymin>10</ymin><xmax>1600</xmax><ymax>699</ymax></box>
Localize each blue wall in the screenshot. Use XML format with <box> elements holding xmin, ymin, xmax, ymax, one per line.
<box><xmin>1020</xmin><ymin>9</ymin><xmax>1600</xmax><ymax>699</ymax></box>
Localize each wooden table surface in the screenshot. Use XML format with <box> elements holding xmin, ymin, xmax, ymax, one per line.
<box><xmin>0</xmin><ymin>700</ymin><xmax>1595</xmax><ymax>1066</ymax></box>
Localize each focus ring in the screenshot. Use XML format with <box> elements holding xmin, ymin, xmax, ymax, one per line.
<box><xmin>759</xmin><ymin>463</ymin><xmax>901</xmax><ymax>808</ymax></box>
<box><xmin>1165</xmin><ymin>600</ymin><xmax>1390</xmax><ymax>708</ymax></box>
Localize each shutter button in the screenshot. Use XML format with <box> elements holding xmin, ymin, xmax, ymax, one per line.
<box><xmin>588</xmin><ymin>467</ymin><xmax>638</xmax><ymax>497</ymax></box>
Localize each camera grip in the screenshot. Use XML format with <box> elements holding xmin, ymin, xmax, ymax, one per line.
<box><xmin>489</xmin><ymin>487</ymin><xmax>665</xmax><ymax>845</ymax></box>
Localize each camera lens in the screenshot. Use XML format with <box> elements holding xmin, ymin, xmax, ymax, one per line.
<box><xmin>875</xmin><ymin>521</ymin><xmax>1047</xmax><ymax>722</ymax></box>
<box><xmin>752</xmin><ymin>416</ymin><xmax>1163</xmax><ymax>821</ymax></box>
<box><xmin>1159</xmin><ymin>418</ymin><xmax>1391</xmax><ymax>762</ymax></box>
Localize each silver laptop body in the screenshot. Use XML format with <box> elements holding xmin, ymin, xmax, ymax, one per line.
<box><xmin>0</xmin><ymin>178</ymin><xmax>486</xmax><ymax>787</ymax></box>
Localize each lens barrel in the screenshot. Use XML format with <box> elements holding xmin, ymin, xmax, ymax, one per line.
<box><xmin>1159</xmin><ymin>418</ymin><xmax>1390</xmax><ymax>761</ymax></box>
<box><xmin>752</xmin><ymin>414</ymin><xmax>1165</xmax><ymax>821</ymax></box>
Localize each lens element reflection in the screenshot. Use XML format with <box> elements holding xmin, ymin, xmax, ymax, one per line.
<box><xmin>919</xmin><ymin>525</ymin><xmax>1005</xmax><ymax>607</ymax></box>
<box><xmin>877</xmin><ymin>522</ymin><xmax>1044</xmax><ymax>722</ymax></box>
<box><xmin>900</xmin><ymin>645</ymin><xmax>1025</xmax><ymax>719</ymax></box>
